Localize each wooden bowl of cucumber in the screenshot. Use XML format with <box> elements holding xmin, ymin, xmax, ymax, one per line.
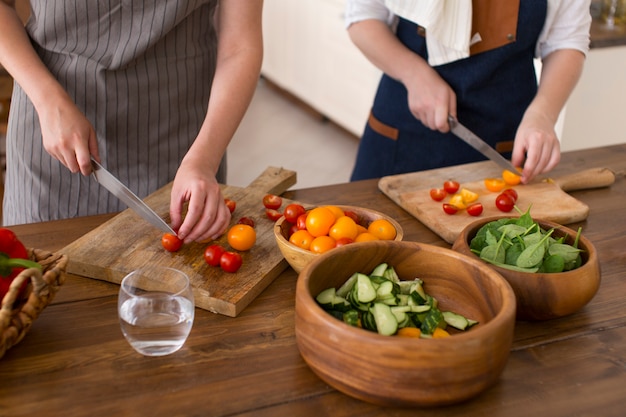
<box><xmin>295</xmin><ymin>240</ymin><xmax>517</xmax><ymax>407</ymax></box>
<box><xmin>452</xmin><ymin>215</ymin><xmax>600</xmax><ymax>321</ymax></box>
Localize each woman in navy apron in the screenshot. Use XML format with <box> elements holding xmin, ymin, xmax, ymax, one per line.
<box><xmin>347</xmin><ymin>0</ymin><xmax>591</xmax><ymax>183</ymax></box>
<box><xmin>0</xmin><ymin>1</ymin><xmax>263</xmax><ymax>243</ymax></box>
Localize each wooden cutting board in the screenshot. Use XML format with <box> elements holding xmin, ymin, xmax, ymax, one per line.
<box><xmin>61</xmin><ymin>167</ymin><xmax>298</xmax><ymax>317</ymax></box>
<box><xmin>378</xmin><ymin>161</ymin><xmax>615</xmax><ymax>244</ymax></box>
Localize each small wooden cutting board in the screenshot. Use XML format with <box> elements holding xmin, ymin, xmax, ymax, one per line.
<box><xmin>378</xmin><ymin>161</ymin><xmax>615</xmax><ymax>244</ymax></box>
<box><xmin>61</xmin><ymin>167</ymin><xmax>298</xmax><ymax>317</ymax></box>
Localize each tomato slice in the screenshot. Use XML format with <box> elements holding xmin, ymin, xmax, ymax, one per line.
<box><xmin>265</xmin><ymin>208</ymin><xmax>283</xmax><ymax>222</ymax></box>
<box><xmin>502</xmin><ymin>169</ymin><xmax>522</xmax><ymax>185</ymax></box>
<box><xmin>484</xmin><ymin>178</ymin><xmax>506</xmax><ymax>192</ymax></box>
<box><xmin>442</xmin><ymin>203</ymin><xmax>459</xmax><ymax>215</ymax></box>
<box><xmin>466</xmin><ymin>202</ymin><xmax>484</xmax><ymax>216</ymax></box>
<box><xmin>429</xmin><ymin>188</ymin><xmax>447</xmax><ymax>201</ymax></box>
<box><xmin>262</xmin><ymin>194</ymin><xmax>283</xmax><ymax>210</ymax></box>
<box><xmin>443</xmin><ymin>180</ymin><xmax>460</xmax><ymax>194</ymax></box>
<box><xmin>224</xmin><ymin>198</ymin><xmax>236</xmax><ymax>213</ymax></box>
<box><xmin>448</xmin><ymin>194</ymin><xmax>467</xmax><ymax>210</ymax></box>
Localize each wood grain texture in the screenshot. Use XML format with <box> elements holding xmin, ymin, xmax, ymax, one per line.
<box><xmin>60</xmin><ymin>167</ymin><xmax>297</xmax><ymax>317</ymax></box>
<box><xmin>378</xmin><ymin>163</ymin><xmax>616</xmax><ymax>243</ymax></box>
<box><xmin>2</xmin><ymin>145</ymin><xmax>625</xmax><ymax>417</ymax></box>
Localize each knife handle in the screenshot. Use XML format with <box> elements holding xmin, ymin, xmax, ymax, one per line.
<box><xmin>550</xmin><ymin>168</ymin><xmax>616</xmax><ymax>192</ymax></box>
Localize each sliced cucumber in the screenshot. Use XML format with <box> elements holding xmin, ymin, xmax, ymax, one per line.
<box><xmin>383</xmin><ymin>266</ymin><xmax>400</xmax><ymax>283</ymax></box>
<box><xmin>370</xmin><ymin>263</ymin><xmax>388</xmax><ymax>278</ymax></box>
<box><xmin>355</xmin><ymin>273</ymin><xmax>377</xmax><ymax>303</ymax></box>
<box><xmin>442</xmin><ymin>311</ymin><xmax>470</xmax><ymax>331</ymax></box>
<box><xmin>371</xmin><ymin>303</ymin><xmax>398</xmax><ymax>336</ymax></box>
<box><xmin>336</xmin><ymin>272</ymin><xmax>358</xmax><ymax>298</ymax></box>
<box><xmin>343</xmin><ymin>309</ymin><xmax>360</xmax><ymax>327</ymax></box>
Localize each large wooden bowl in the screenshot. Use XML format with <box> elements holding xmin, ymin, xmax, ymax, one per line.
<box><xmin>274</xmin><ymin>205</ymin><xmax>403</xmax><ymax>273</ymax></box>
<box><xmin>295</xmin><ymin>240</ymin><xmax>516</xmax><ymax>407</ymax></box>
<box><xmin>452</xmin><ymin>216</ymin><xmax>600</xmax><ymax>321</ymax></box>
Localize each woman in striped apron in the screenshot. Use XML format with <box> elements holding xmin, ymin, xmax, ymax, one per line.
<box><xmin>345</xmin><ymin>0</ymin><xmax>591</xmax><ymax>183</ymax></box>
<box><xmin>0</xmin><ymin>0</ymin><xmax>263</xmax><ymax>243</ymax></box>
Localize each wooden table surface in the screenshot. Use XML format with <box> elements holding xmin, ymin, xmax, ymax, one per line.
<box><xmin>1</xmin><ymin>144</ymin><xmax>625</xmax><ymax>417</ymax></box>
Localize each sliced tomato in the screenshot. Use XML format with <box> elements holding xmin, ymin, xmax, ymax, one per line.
<box><xmin>429</xmin><ymin>188</ymin><xmax>447</xmax><ymax>201</ymax></box>
<box><xmin>448</xmin><ymin>194</ymin><xmax>466</xmax><ymax>210</ymax></box>
<box><xmin>443</xmin><ymin>180</ymin><xmax>460</xmax><ymax>194</ymax></box>
<box><xmin>484</xmin><ymin>178</ymin><xmax>506</xmax><ymax>193</ymax></box>
<box><xmin>265</xmin><ymin>208</ymin><xmax>283</xmax><ymax>222</ymax></box>
<box><xmin>466</xmin><ymin>202</ymin><xmax>484</xmax><ymax>216</ymax></box>
<box><xmin>262</xmin><ymin>194</ymin><xmax>282</xmax><ymax>210</ymax></box>
<box><xmin>237</xmin><ymin>217</ymin><xmax>256</xmax><ymax>228</ymax></box>
<box><xmin>224</xmin><ymin>198</ymin><xmax>236</xmax><ymax>213</ymax></box>
<box><xmin>442</xmin><ymin>203</ymin><xmax>459</xmax><ymax>215</ymax></box>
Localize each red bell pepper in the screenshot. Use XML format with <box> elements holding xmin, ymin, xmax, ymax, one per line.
<box><xmin>0</xmin><ymin>228</ymin><xmax>42</xmax><ymax>301</ymax></box>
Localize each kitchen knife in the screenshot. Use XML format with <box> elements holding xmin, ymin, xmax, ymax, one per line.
<box><xmin>448</xmin><ymin>115</ymin><xmax>519</xmax><ymax>173</ymax></box>
<box><xmin>91</xmin><ymin>158</ymin><xmax>177</xmax><ymax>235</ymax></box>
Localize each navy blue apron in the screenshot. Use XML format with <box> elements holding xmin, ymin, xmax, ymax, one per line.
<box><xmin>350</xmin><ymin>0</ymin><xmax>548</xmax><ymax>181</ymax></box>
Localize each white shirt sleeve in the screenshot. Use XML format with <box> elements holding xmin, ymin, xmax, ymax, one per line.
<box><xmin>536</xmin><ymin>0</ymin><xmax>592</xmax><ymax>59</ymax></box>
<box><xmin>345</xmin><ymin>0</ymin><xmax>395</xmax><ymax>28</ymax></box>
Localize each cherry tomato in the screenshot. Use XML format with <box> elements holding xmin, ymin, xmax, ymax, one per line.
<box><xmin>224</xmin><ymin>198</ymin><xmax>236</xmax><ymax>213</ymax></box>
<box><xmin>443</xmin><ymin>180</ymin><xmax>460</xmax><ymax>194</ymax></box>
<box><xmin>227</xmin><ymin>224</ymin><xmax>256</xmax><ymax>251</ymax></box>
<box><xmin>335</xmin><ymin>237</ymin><xmax>354</xmax><ymax>247</ymax></box>
<box><xmin>237</xmin><ymin>217</ymin><xmax>255</xmax><ymax>228</ymax></box>
<box><xmin>265</xmin><ymin>208</ymin><xmax>283</xmax><ymax>222</ymax></box>
<box><xmin>343</xmin><ymin>210</ymin><xmax>360</xmax><ymax>225</ymax></box>
<box><xmin>283</xmin><ymin>203</ymin><xmax>306</xmax><ymax>224</ymax></box>
<box><xmin>495</xmin><ymin>193</ymin><xmax>515</xmax><ymax>212</ymax></box>
<box><xmin>501</xmin><ymin>188</ymin><xmax>518</xmax><ymax>203</ymax></box>
<box><xmin>262</xmin><ymin>194</ymin><xmax>282</xmax><ymax>210</ymax></box>
<box><xmin>466</xmin><ymin>202</ymin><xmax>484</xmax><ymax>216</ymax></box>
<box><xmin>305</xmin><ymin>207</ymin><xmax>336</xmax><ymax>237</ymax></box>
<box><xmin>161</xmin><ymin>233</ymin><xmax>183</xmax><ymax>252</ymax></box>
<box><xmin>429</xmin><ymin>188</ymin><xmax>447</xmax><ymax>201</ymax></box>
<box><xmin>289</xmin><ymin>229</ymin><xmax>315</xmax><ymax>250</ymax></box>
<box><xmin>220</xmin><ymin>251</ymin><xmax>243</xmax><ymax>273</ymax></box>
<box><xmin>204</xmin><ymin>244</ymin><xmax>226</xmax><ymax>267</ymax></box>
<box><xmin>442</xmin><ymin>203</ymin><xmax>459</xmax><ymax>215</ymax></box>
<box><xmin>296</xmin><ymin>213</ymin><xmax>308</xmax><ymax>230</ymax></box>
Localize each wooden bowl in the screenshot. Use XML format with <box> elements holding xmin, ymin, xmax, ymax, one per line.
<box><xmin>274</xmin><ymin>205</ymin><xmax>403</xmax><ymax>273</ymax></box>
<box><xmin>452</xmin><ymin>216</ymin><xmax>600</xmax><ymax>321</ymax></box>
<box><xmin>295</xmin><ymin>240</ymin><xmax>516</xmax><ymax>407</ymax></box>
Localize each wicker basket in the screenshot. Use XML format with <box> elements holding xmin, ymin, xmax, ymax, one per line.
<box><xmin>0</xmin><ymin>248</ymin><xmax>68</xmax><ymax>359</ymax></box>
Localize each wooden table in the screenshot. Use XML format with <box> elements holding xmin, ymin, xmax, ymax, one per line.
<box><xmin>1</xmin><ymin>144</ymin><xmax>625</xmax><ymax>417</ymax></box>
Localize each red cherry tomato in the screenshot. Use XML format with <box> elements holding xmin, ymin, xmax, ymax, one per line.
<box><xmin>443</xmin><ymin>180</ymin><xmax>460</xmax><ymax>194</ymax></box>
<box><xmin>343</xmin><ymin>210</ymin><xmax>360</xmax><ymax>225</ymax></box>
<box><xmin>237</xmin><ymin>217</ymin><xmax>256</xmax><ymax>228</ymax></box>
<box><xmin>466</xmin><ymin>202</ymin><xmax>484</xmax><ymax>216</ymax></box>
<box><xmin>265</xmin><ymin>208</ymin><xmax>283</xmax><ymax>222</ymax></box>
<box><xmin>283</xmin><ymin>203</ymin><xmax>306</xmax><ymax>224</ymax></box>
<box><xmin>501</xmin><ymin>188</ymin><xmax>518</xmax><ymax>203</ymax></box>
<box><xmin>204</xmin><ymin>244</ymin><xmax>226</xmax><ymax>267</ymax></box>
<box><xmin>429</xmin><ymin>188</ymin><xmax>447</xmax><ymax>201</ymax></box>
<box><xmin>262</xmin><ymin>194</ymin><xmax>283</xmax><ymax>210</ymax></box>
<box><xmin>224</xmin><ymin>198</ymin><xmax>236</xmax><ymax>213</ymax></box>
<box><xmin>220</xmin><ymin>251</ymin><xmax>243</xmax><ymax>273</ymax></box>
<box><xmin>161</xmin><ymin>233</ymin><xmax>183</xmax><ymax>252</ymax></box>
<box><xmin>442</xmin><ymin>203</ymin><xmax>459</xmax><ymax>215</ymax></box>
<box><xmin>288</xmin><ymin>223</ymin><xmax>299</xmax><ymax>238</ymax></box>
<box><xmin>495</xmin><ymin>193</ymin><xmax>515</xmax><ymax>212</ymax></box>
<box><xmin>296</xmin><ymin>213</ymin><xmax>308</xmax><ymax>230</ymax></box>
<box><xmin>335</xmin><ymin>237</ymin><xmax>354</xmax><ymax>247</ymax></box>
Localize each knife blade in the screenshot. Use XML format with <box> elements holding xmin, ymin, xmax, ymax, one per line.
<box><xmin>91</xmin><ymin>158</ymin><xmax>177</xmax><ymax>235</ymax></box>
<box><xmin>448</xmin><ymin>116</ymin><xmax>518</xmax><ymax>173</ymax></box>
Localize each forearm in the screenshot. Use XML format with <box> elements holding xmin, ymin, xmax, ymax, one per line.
<box><xmin>526</xmin><ymin>49</ymin><xmax>585</xmax><ymax>124</ymax></box>
<box><xmin>185</xmin><ymin>0</ymin><xmax>263</xmax><ymax>175</ymax></box>
<box><xmin>0</xmin><ymin>2</ymin><xmax>71</xmax><ymax>114</ymax></box>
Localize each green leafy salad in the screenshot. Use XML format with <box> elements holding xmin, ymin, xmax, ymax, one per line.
<box><xmin>469</xmin><ymin>208</ymin><xmax>585</xmax><ymax>273</ymax></box>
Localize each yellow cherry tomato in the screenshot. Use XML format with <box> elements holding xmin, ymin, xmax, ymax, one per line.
<box><xmin>484</xmin><ymin>178</ymin><xmax>506</xmax><ymax>192</ymax></box>
<box><xmin>448</xmin><ymin>194</ymin><xmax>467</xmax><ymax>210</ymax></box>
<box><xmin>459</xmin><ymin>188</ymin><xmax>479</xmax><ymax>204</ymax></box>
<box><xmin>502</xmin><ymin>168</ymin><xmax>522</xmax><ymax>185</ymax></box>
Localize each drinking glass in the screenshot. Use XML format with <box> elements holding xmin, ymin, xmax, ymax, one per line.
<box><xmin>118</xmin><ymin>266</ymin><xmax>195</xmax><ymax>356</ymax></box>
<box><xmin>602</xmin><ymin>0</ymin><xmax>626</xmax><ymax>29</ymax></box>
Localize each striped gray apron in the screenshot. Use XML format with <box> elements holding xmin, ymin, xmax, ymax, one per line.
<box><xmin>3</xmin><ymin>0</ymin><xmax>224</xmax><ymax>225</ymax></box>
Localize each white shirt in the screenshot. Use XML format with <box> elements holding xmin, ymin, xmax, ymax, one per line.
<box><xmin>345</xmin><ymin>0</ymin><xmax>592</xmax><ymax>66</ymax></box>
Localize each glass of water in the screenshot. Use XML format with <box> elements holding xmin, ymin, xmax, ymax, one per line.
<box><xmin>118</xmin><ymin>266</ymin><xmax>195</xmax><ymax>356</ymax></box>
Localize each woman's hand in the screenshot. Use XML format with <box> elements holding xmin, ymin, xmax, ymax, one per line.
<box><xmin>512</xmin><ymin>108</ymin><xmax>561</xmax><ymax>184</ymax></box>
<box><xmin>38</xmin><ymin>92</ymin><xmax>100</xmax><ymax>175</ymax></box>
<box><xmin>169</xmin><ymin>157</ymin><xmax>231</xmax><ymax>244</ymax></box>
<box><xmin>403</xmin><ymin>64</ymin><xmax>456</xmax><ymax>132</ymax></box>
